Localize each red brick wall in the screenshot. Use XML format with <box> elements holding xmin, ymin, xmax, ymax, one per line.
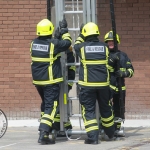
<box><xmin>97</xmin><ymin>0</ymin><xmax>150</xmax><ymax>119</ymax></box>
<box><xmin>0</xmin><ymin>0</ymin><xmax>150</xmax><ymax>119</ymax></box>
<box><xmin>0</xmin><ymin>0</ymin><xmax>47</xmax><ymax>119</ymax></box>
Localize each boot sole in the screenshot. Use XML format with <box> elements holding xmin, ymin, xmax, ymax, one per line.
<box><xmin>41</xmin><ymin>141</ymin><xmax>55</xmax><ymax>145</ymax></box>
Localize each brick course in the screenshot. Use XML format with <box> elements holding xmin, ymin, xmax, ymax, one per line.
<box><xmin>0</xmin><ymin>0</ymin><xmax>150</xmax><ymax>119</ymax></box>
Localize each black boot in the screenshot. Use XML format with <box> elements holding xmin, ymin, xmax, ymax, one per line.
<box><xmin>38</xmin><ymin>131</ymin><xmax>55</xmax><ymax>145</ymax></box>
<box><xmin>84</xmin><ymin>139</ymin><xmax>100</xmax><ymax>145</ymax></box>
<box><xmin>108</xmin><ymin>134</ymin><xmax>117</xmax><ymax>141</ymax></box>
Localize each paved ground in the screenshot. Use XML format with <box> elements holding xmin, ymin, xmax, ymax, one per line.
<box><xmin>1</xmin><ymin>120</ymin><xmax>150</xmax><ymax>150</ymax></box>
<box><xmin>0</xmin><ymin>120</ymin><xmax>150</xmax><ymax>150</ymax></box>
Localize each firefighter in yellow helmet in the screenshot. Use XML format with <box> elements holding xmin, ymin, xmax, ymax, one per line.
<box><xmin>30</xmin><ymin>18</ymin><xmax>72</xmax><ymax>144</ymax></box>
<box><xmin>74</xmin><ymin>22</ymin><xmax>119</xmax><ymax>144</ymax></box>
<box><xmin>50</xmin><ymin>49</ymin><xmax>75</xmax><ymax>137</ymax></box>
<box><xmin>104</xmin><ymin>31</ymin><xmax>134</xmax><ymax>137</ymax></box>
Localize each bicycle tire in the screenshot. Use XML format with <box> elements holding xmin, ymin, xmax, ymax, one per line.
<box><xmin>0</xmin><ymin>109</ymin><xmax>8</xmax><ymax>138</ymax></box>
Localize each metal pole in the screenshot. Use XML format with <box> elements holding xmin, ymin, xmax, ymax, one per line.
<box><xmin>47</xmin><ymin>0</ymin><xmax>51</xmax><ymax>20</ymax></box>
<box><xmin>109</xmin><ymin>0</ymin><xmax>125</xmax><ymax>120</ymax></box>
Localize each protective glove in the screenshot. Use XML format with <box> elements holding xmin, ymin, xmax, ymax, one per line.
<box><xmin>60</xmin><ymin>28</ymin><xmax>68</xmax><ymax>35</ymax></box>
<box><xmin>59</xmin><ymin>15</ymin><xmax>68</xmax><ymax>29</ymax></box>
<box><xmin>109</xmin><ymin>52</ymin><xmax>119</xmax><ymax>64</ymax></box>
<box><xmin>115</xmin><ymin>70</ymin><xmax>130</xmax><ymax>78</ymax></box>
<box><xmin>54</xmin><ymin>27</ymin><xmax>61</xmax><ymax>39</ymax></box>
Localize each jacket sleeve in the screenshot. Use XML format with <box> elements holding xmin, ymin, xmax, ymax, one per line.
<box><xmin>74</xmin><ymin>34</ymin><xmax>85</xmax><ymax>58</ymax></box>
<box><xmin>108</xmin><ymin>51</ymin><xmax>118</xmax><ymax>70</ymax></box>
<box><xmin>116</xmin><ymin>51</ymin><xmax>134</xmax><ymax>78</ymax></box>
<box><xmin>124</xmin><ymin>54</ymin><xmax>134</xmax><ymax>78</ymax></box>
<box><xmin>53</xmin><ymin>29</ymin><xmax>72</xmax><ymax>54</ymax></box>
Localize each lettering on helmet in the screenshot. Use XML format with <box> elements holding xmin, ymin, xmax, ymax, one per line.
<box><xmin>32</xmin><ymin>44</ymin><xmax>48</xmax><ymax>52</ymax></box>
<box><xmin>85</xmin><ymin>46</ymin><xmax>104</xmax><ymax>53</ymax></box>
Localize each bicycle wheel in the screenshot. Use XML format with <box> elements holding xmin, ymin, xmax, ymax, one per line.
<box><xmin>0</xmin><ymin>109</ymin><xmax>8</xmax><ymax>138</ymax></box>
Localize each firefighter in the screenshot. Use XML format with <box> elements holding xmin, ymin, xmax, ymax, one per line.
<box><xmin>52</xmin><ymin>49</ymin><xmax>76</xmax><ymax>133</ymax></box>
<box><xmin>74</xmin><ymin>22</ymin><xmax>119</xmax><ymax>144</ymax></box>
<box><xmin>30</xmin><ymin>18</ymin><xmax>72</xmax><ymax>144</ymax></box>
<box><xmin>104</xmin><ymin>31</ymin><xmax>134</xmax><ymax>136</ymax></box>
<box><xmin>40</xmin><ymin>49</ymin><xmax>75</xmax><ymax>135</ymax></box>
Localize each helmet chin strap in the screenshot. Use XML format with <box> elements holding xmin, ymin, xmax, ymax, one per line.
<box><xmin>109</xmin><ymin>48</ymin><xmax>115</xmax><ymax>52</ymax></box>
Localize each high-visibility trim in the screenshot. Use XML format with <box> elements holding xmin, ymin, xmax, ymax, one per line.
<box><xmin>33</xmin><ymin>78</ymin><xmax>63</xmax><ymax>85</ymax></box>
<box><xmin>81</xmin><ymin>60</ymin><xmax>108</xmax><ymax>65</ymax></box>
<box><xmin>106</xmin><ymin>47</ymin><xmax>109</xmax><ymax>58</ymax></box>
<box><xmin>48</xmin><ymin>65</ymin><xmax>53</xmax><ymax>80</ymax></box>
<box><xmin>55</xmin><ymin>114</ymin><xmax>60</xmax><ymax>117</ymax></box>
<box><xmin>63</xmin><ymin>37</ymin><xmax>72</xmax><ymax>42</ymax></box>
<box><xmin>42</xmin><ymin>114</ymin><xmax>53</xmax><ymax>120</ymax></box>
<box><xmin>81</xmin><ymin>47</ymin><xmax>87</xmax><ymax>82</ymax></box>
<box><xmin>110</xmin><ymin>85</ymin><xmax>116</xmax><ymax>90</ymax></box>
<box><xmin>108</xmin><ymin>100</ymin><xmax>111</xmax><ymax>107</ymax></box>
<box><xmin>110</xmin><ymin>85</ymin><xmax>126</xmax><ymax>91</ymax></box>
<box><xmin>31</xmin><ymin>54</ymin><xmax>61</xmax><ymax>62</ymax></box>
<box><xmin>117</xmin><ymin>124</ymin><xmax>121</xmax><ymax>128</ymax></box>
<box><xmin>75</xmin><ymin>41</ymin><xmax>81</xmax><ymax>44</ymax></box>
<box><xmin>127</xmin><ymin>61</ymin><xmax>131</xmax><ymax>64</ymax></box>
<box><xmin>51</xmin><ymin>101</ymin><xmax>58</xmax><ymax>119</ymax></box>
<box><xmin>81</xmin><ymin>105</ymin><xmax>86</xmax><ymax>122</ymax></box>
<box><xmin>30</xmin><ymin>42</ymin><xmax>33</xmax><ymax>53</ymax></box>
<box><xmin>76</xmin><ymin>36</ymin><xmax>84</xmax><ymax>43</ymax></box>
<box><xmin>68</xmin><ymin>83</ymin><xmax>73</xmax><ymax>87</ymax></box>
<box><xmin>101</xmin><ymin>114</ymin><xmax>114</xmax><ymax>122</ymax></box>
<box><xmin>116</xmin><ymin>86</ymin><xmax>126</xmax><ymax>91</ymax></box>
<box><xmin>81</xmin><ymin>105</ymin><xmax>99</xmax><ymax>132</ymax></box>
<box><xmin>128</xmin><ymin>68</ymin><xmax>134</xmax><ymax>77</ymax></box>
<box><xmin>106</xmin><ymin>66</ymin><xmax>109</xmax><ymax>85</ymax></box>
<box><xmin>64</xmin><ymin>122</ymin><xmax>71</xmax><ymax>127</ymax></box>
<box><xmin>84</xmin><ymin>119</ymin><xmax>97</xmax><ymax>126</ymax></box>
<box><xmin>53</xmin><ymin>118</ymin><xmax>60</xmax><ymax>122</ymax></box>
<box><xmin>41</xmin><ymin>112</ymin><xmax>44</xmax><ymax>116</ymax></box>
<box><xmin>117</xmin><ymin>122</ymin><xmax>121</xmax><ymax>128</ymax></box>
<box><xmin>40</xmin><ymin>120</ymin><xmax>52</xmax><ymax>127</ymax></box>
<box><xmin>120</xmin><ymin>68</ymin><xmax>126</xmax><ymax>71</ymax></box>
<box><xmin>85</xmin><ymin>126</ymin><xmax>99</xmax><ymax>132</ymax></box>
<box><xmin>78</xmin><ymin>80</ymin><xmax>109</xmax><ymax>87</ymax></box>
<box><xmin>102</xmin><ymin>121</ymin><xmax>114</xmax><ymax>127</ymax></box>
<box><xmin>105</xmin><ymin>47</ymin><xmax>109</xmax><ymax>84</ymax></box>
<box><xmin>62</xmin><ymin>33</ymin><xmax>71</xmax><ymax>39</ymax></box>
<box><xmin>81</xmin><ymin>47</ymin><xmax>85</xmax><ymax>59</ymax></box>
<box><xmin>62</xmin><ymin>33</ymin><xmax>72</xmax><ymax>42</ymax></box>
<box><xmin>41</xmin><ymin>104</ymin><xmax>58</xmax><ymax>123</ymax></box>
<box><xmin>49</xmin><ymin>43</ymin><xmax>54</xmax><ymax>80</ymax></box>
<box><xmin>69</xmin><ymin>66</ymin><xmax>76</xmax><ymax>71</ymax></box>
<box><xmin>107</xmin><ymin>65</ymin><xmax>114</xmax><ymax>72</ymax></box>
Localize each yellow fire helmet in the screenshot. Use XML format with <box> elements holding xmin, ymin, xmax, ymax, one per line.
<box><xmin>36</xmin><ymin>19</ymin><xmax>54</xmax><ymax>36</ymax></box>
<box><xmin>104</xmin><ymin>31</ymin><xmax>120</xmax><ymax>44</ymax></box>
<box><xmin>81</xmin><ymin>22</ymin><xmax>100</xmax><ymax>37</ymax></box>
